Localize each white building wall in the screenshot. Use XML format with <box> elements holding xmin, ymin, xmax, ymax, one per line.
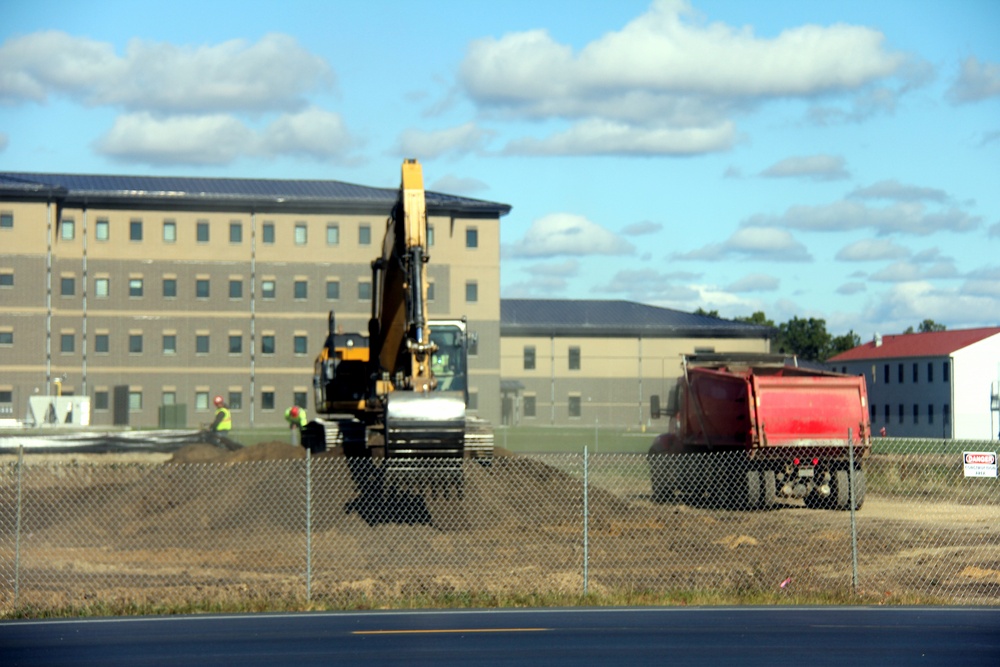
<box><xmin>952</xmin><ymin>334</ymin><xmax>1000</xmax><ymax>440</ymax></box>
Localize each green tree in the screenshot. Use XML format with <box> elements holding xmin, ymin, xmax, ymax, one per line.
<box><xmin>734</xmin><ymin>311</ymin><xmax>776</xmax><ymax>328</ymax></box>
<box><xmin>693</xmin><ymin>307</ymin><xmax>720</xmax><ymax>318</ymax></box>
<box><xmin>775</xmin><ymin>316</ymin><xmax>833</xmax><ymax>362</ymax></box>
<box><xmin>829</xmin><ymin>330</ymin><xmax>861</xmax><ymax>357</ymax></box>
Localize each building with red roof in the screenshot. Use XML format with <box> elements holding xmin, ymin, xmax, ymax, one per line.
<box><xmin>829</xmin><ymin>328</ymin><xmax>1000</xmax><ymax>440</ymax></box>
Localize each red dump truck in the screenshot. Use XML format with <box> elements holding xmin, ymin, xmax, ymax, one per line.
<box><xmin>648</xmin><ymin>353</ymin><xmax>870</xmax><ymax>510</ymax></box>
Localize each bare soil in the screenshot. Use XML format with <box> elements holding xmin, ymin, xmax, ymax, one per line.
<box><xmin>2</xmin><ymin>443</ymin><xmax>999</xmax><ymax>610</ymax></box>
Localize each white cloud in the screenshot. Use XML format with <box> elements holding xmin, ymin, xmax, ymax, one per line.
<box><xmin>0</xmin><ymin>31</ymin><xmax>333</xmax><ymax>113</ymax></box>
<box><xmin>524</xmin><ymin>259</ymin><xmax>580</xmax><ymax>277</ymax></box>
<box><xmin>0</xmin><ymin>132</ymin><xmax>7</xmax><ymax>152</ymax></box>
<box><xmin>96</xmin><ymin>108</ymin><xmax>358</xmax><ymax>165</ymax></box>
<box><xmin>726</xmin><ymin>274</ymin><xmax>780</xmax><ymax>293</ymax></box>
<box><xmin>95</xmin><ymin>113</ymin><xmax>255</xmax><ymax>165</ymax></box>
<box><xmin>947</xmin><ymin>56</ymin><xmax>1000</xmax><ymax>104</ymax></box>
<box><xmin>989</xmin><ymin>221</ymin><xmax>1000</xmax><ymax>238</ymax></box>
<box><xmin>503</xmin><ymin>276</ymin><xmax>570</xmax><ymax>297</ymax></box>
<box><xmin>836</xmin><ymin>282</ymin><xmax>867</xmax><ymax>295</ymax></box>
<box><xmin>848</xmin><ymin>179</ymin><xmax>950</xmax><ymax>203</ymax></box>
<box><xmin>504</xmin><ymin>213</ymin><xmax>634</xmax><ymax>258</ymax></box>
<box><xmin>868</xmin><ymin>260</ymin><xmax>959</xmax><ymax>283</ymax></box>
<box><xmin>621</xmin><ymin>220</ymin><xmax>663</xmax><ymax>236</ymax></box>
<box><xmin>961</xmin><ymin>266</ymin><xmax>1000</xmax><ymax>298</ymax></box>
<box><xmin>458</xmin><ymin>0</ymin><xmax>907</xmax><ymax>156</ymax></box>
<box><xmin>503</xmin><ymin>119</ymin><xmax>735</xmax><ymax>156</ymax></box>
<box><xmin>862</xmin><ymin>282</ymin><xmax>1000</xmax><ymax>331</ymax></box>
<box><xmin>260</xmin><ymin>107</ymin><xmax>357</xmax><ymax>160</ymax></box>
<box><xmin>396</xmin><ymin>122</ymin><xmax>493</xmax><ymax>158</ymax></box>
<box><xmin>760</xmin><ymin>154</ymin><xmax>849</xmax><ymax>181</ymax></box>
<box><xmin>745</xmin><ymin>200</ymin><xmax>980</xmax><ymax>236</ymax></box>
<box><xmin>596</xmin><ymin>268</ymin><xmax>701</xmax><ymax>302</ymax></box>
<box><xmin>673</xmin><ymin>226</ymin><xmax>812</xmax><ymax>262</ymax></box>
<box><xmin>835</xmin><ymin>238</ymin><xmax>911</xmax><ymax>261</ymax></box>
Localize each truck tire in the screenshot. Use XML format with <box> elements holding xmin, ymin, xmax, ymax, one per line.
<box><xmin>833</xmin><ymin>468</ymin><xmax>865</xmax><ymax>511</ymax></box>
<box><xmin>761</xmin><ymin>470</ymin><xmax>776</xmax><ymax>510</ymax></box>
<box><xmin>649</xmin><ymin>454</ymin><xmax>678</xmax><ymax>504</ymax></box>
<box><xmin>853</xmin><ymin>469</ymin><xmax>866</xmax><ymax>509</ymax></box>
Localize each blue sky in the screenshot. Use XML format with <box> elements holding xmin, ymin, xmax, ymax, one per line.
<box><xmin>2</xmin><ymin>0</ymin><xmax>998</xmax><ymax>338</ymax></box>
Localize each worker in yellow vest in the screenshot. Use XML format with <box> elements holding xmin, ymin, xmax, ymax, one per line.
<box><xmin>285</xmin><ymin>405</ymin><xmax>307</xmax><ymax>446</ymax></box>
<box><xmin>207</xmin><ymin>395</ymin><xmax>232</xmax><ymax>447</ymax></box>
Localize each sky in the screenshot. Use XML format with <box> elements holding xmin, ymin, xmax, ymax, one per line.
<box><xmin>2</xmin><ymin>0</ymin><xmax>999</xmax><ymax>339</ymax></box>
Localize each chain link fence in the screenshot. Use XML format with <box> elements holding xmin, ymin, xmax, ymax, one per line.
<box><xmin>1</xmin><ymin>437</ymin><xmax>998</xmax><ymax>613</ymax></box>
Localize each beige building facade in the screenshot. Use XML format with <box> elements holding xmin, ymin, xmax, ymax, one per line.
<box><xmin>0</xmin><ymin>173</ymin><xmax>509</xmax><ymax>429</ymax></box>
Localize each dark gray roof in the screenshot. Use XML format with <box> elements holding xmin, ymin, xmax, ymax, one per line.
<box><xmin>0</xmin><ymin>171</ymin><xmax>511</xmax><ymax>218</ymax></box>
<box><xmin>500</xmin><ymin>299</ymin><xmax>774</xmax><ymax>339</ymax></box>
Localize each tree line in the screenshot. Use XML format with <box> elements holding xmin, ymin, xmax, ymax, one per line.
<box><xmin>694</xmin><ymin>309</ymin><xmax>947</xmax><ymax>363</ymax></box>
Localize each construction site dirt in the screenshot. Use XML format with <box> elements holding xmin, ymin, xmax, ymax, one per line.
<box><xmin>2</xmin><ymin>442</ymin><xmax>999</xmax><ymax>611</ymax></box>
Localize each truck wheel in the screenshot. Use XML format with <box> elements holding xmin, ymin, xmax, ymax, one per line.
<box><xmin>834</xmin><ymin>469</ymin><xmax>851</xmax><ymax>510</ymax></box>
<box><xmin>649</xmin><ymin>455</ymin><xmax>678</xmax><ymax>504</ymax></box>
<box><xmin>745</xmin><ymin>469</ymin><xmax>761</xmax><ymax>510</ymax></box>
<box><xmin>761</xmin><ymin>470</ymin><xmax>776</xmax><ymax>510</ymax></box>
<box><xmin>853</xmin><ymin>469</ymin><xmax>866</xmax><ymax>509</ymax></box>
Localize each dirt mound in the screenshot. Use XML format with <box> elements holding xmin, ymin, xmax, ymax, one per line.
<box><xmin>168</xmin><ymin>441</ymin><xmax>305</xmax><ymax>464</ymax></box>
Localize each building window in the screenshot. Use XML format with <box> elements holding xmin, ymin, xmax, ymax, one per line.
<box><xmin>162</xmin><ymin>278</ymin><xmax>177</xmax><ymax>298</ymax></box>
<box><xmin>326</xmin><ymin>223</ymin><xmax>339</xmax><ymax>245</ymax></box>
<box><xmin>262</xmin><ymin>222</ymin><xmax>275</xmax><ymax>244</ymax></box>
<box><xmin>262</xmin><ymin>391</ymin><xmax>275</xmax><ymax>410</ymax></box>
<box><xmin>912</xmin><ymin>363</ymin><xmax>918</xmax><ymax>383</ymax></box>
<box><xmin>870</xmin><ymin>403</ymin><xmax>876</xmax><ymax>422</ymax></box>
<box><xmin>568</xmin><ymin>346</ymin><xmax>580</xmax><ymax>370</ymax></box>
<box><xmin>358</xmin><ymin>281</ymin><xmax>371</xmax><ymax>301</ymax></box>
<box><xmin>129</xmin><ymin>278</ymin><xmax>143</xmax><ymax>297</ymax></box>
<box><xmin>230</xmin><ymin>221</ymin><xmax>242</xmax><ymax>243</ymax></box>
<box><xmin>883</xmin><ymin>364</ymin><xmax>890</xmax><ymax>384</ymax></box>
<box><xmin>294</xmin><ymin>392</ymin><xmax>307</xmax><ymax>409</ymax></box>
<box><xmin>61</xmin><ymin>218</ymin><xmax>75</xmax><ymax>240</ymax></box>
<box><xmin>163</xmin><ymin>391</ymin><xmax>176</xmax><ymax>406</ymax></box>
<box><xmin>129</xmin><ymin>391</ymin><xmax>143</xmax><ymax>411</ymax></box>
<box><xmin>60</xmin><ymin>276</ymin><xmax>75</xmax><ymax>296</ymax></box>
<box><xmin>465</xmin><ymin>281</ymin><xmax>478</xmax><ymax>303</ymax></box>
<box><xmin>523</xmin><ymin>395</ymin><xmax>536</xmax><ymax>418</ymax></box>
<box><xmin>94</xmin><ymin>391</ymin><xmax>109</xmax><ymax>411</ymax></box>
<box><xmin>95</xmin><ymin>278</ymin><xmax>109</xmax><ymax>297</ymax></box>
<box><xmin>129</xmin><ymin>219</ymin><xmax>143</xmax><ymax>241</ymax></box>
<box><xmin>524</xmin><ymin>346</ymin><xmax>536</xmax><ymax>370</ymax></box>
<box><xmin>196</xmin><ymin>279</ymin><xmax>210</xmax><ymax>298</ymax></box>
<box><xmin>229</xmin><ymin>335</ymin><xmax>242</xmax><ymax>354</ymax></box>
<box><xmin>427</xmin><ymin>224</ymin><xmax>435</xmax><ymax>246</ymax></box>
<box><xmin>162</xmin><ymin>220</ymin><xmax>175</xmax><ymax>242</ymax></box>
<box><xmin>60</xmin><ymin>333</ymin><xmax>74</xmax><ymax>353</ymax></box>
<box><xmin>229</xmin><ymin>279</ymin><xmax>243</xmax><ymax>299</ymax></box>
<box><xmin>228</xmin><ymin>392</ymin><xmax>243</xmax><ymax>411</ymax></box>
<box><xmin>294</xmin><ymin>222</ymin><xmax>307</xmax><ymax>245</ymax></box>
<box><xmin>466</xmin><ymin>227</ymin><xmax>478</xmax><ymax>248</ymax></box>
<box><xmin>196</xmin><ymin>334</ymin><xmax>210</xmax><ymax>354</ymax></box>
<box><xmin>913</xmin><ymin>404</ymin><xmax>919</xmax><ymax>424</ymax></box>
<box><xmin>427</xmin><ymin>282</ymin><xmax>435</xmax><ymax>302</ymax></box>
<box><xmin>129</xmin><ymin>334</ymin><xmax>143</xmax><ymax>354</ymax></box>
<box><xmin>262</xmin><ymin>335</ymin><xmax>275</xmax><ymax>355</ymax></box>
<box><xmin>943</xmin><ymin>403</ymin><xmax>951</xmax><ymax>425</ymax></box>
<box><xmin>0</xmin><ymin>212</ymin><xmax>12</xmax><ymax>228</ymax></box>
<box><xmin>468</xmin><ymin>390</ymin><xmax>479</xmax><ymax>410</ymax></box>
<box><xmin>927</xmin><ymin>362</ymin><xmax>934</xmax><ymax>382</ymax></box>
<box><xmin>262</xmin><ymin>280</ymin><xmax>276</xmax><ymax>299</ymax></box>
<box><xmin>568</xmin><ymin>395</ymin><xmax>582</xmax><ymax>418</ymax></box>
<box><xmin>928</xmin><ymin>404</ymin><xmax>934</xmax><ymax>424</ymax></box>
<box><xmin>294</xmin><ymin>335</ymin><xmax>308</xmax><ymax>355</ymax></box>
<box><xmin>898</xmin><ymin>404</ymin><xmax>904</xmax><ymax>424</ymax></box>
<box><xmin>359</xmin><ymin>223</ymin><xmax>371</xmax><ymax>245</ymax></box>
<box><xmin>0</xmin><ymin>272</ymin><xmax>13</xmax><ymax>287</ymax></box>
<box><xmin>943</xmin><ymin>361</ymin><xmax>949</xmax><ymax>382</ymax></box>
<box><xmin>0</xmin><ymin>331</ymin><xmax>12</xmax><ymax>346</ymax></box>
<box><xmin>898</xmin><ymin>363</ymin><xmax>903</xmax><ymax>384</ymax></box>
<box><xmin>195</xmin><ymin>392</ymin><xmax>209</xmax><ymax>410</ymax></box>
<box><xmin>326</xmin><ymin>280</ymin><xmax>340</xmax><ymax>300</ymax></box>
<box><xmin>468</xmin><ymin>334</ymin><xmax>478</xmax><ymax>356</ymax></box>
<box><xmin>96</xmin><ymin>218</ymin><xmax>110</xmax><ymax>241</ymax></box>
<box><xmin>162</xmin><ymin>334</ymin><xmax>177</xmax><ymax>355</ymax></box>
<box><xmin>884</xmin><ymin>404</ymin><xmax>890</xmax><ymax>424</ymax></box>
<box><xmin>95</xmin><ymin>333</ymin><xmax>109</xmax><ymax>353</ymax></box>
<box><xmin>294</xmin><ymin>280</ymin><xmax>308</xmax><ymax>299</ymax></box>
<box><xmin>197</xmin><ymin>220</ymin><xmax>210</xmax><ymax>243</ymax></box>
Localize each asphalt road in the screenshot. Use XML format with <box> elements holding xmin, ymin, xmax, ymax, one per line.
<box><xmin>3</xmin><ymin>607</ymin><xmax>999</xmax><ymax>666</ymax></box>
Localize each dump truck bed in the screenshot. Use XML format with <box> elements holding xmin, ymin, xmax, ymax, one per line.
<box><xmin>751</xmin><ymin>373</ymin><xmax>869</xmax><ymax>448</ymax></box>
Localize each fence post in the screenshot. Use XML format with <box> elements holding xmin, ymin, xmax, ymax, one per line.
<box><xmin>848</xmin><ymin>428</ymin><xmax>858</xmax><ymax>593</ymax></box>
<box><xmin>14</xmin><ymin>445</ymin><xmax>23</xmax><ymax>609</ymax></box>
<box><xmin>583</xmin><ymin>446</ymin><xmax>589</xmax><ymax>597</ymax></box>
<box><xmin>305</xmin><ymin>446</ymin><xmax>312</xmax><ymax>602</ymax></box>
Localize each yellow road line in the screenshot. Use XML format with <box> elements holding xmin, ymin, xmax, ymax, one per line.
<box><xmin>353</xmin><ymin>628</ymin><xmax>549</xmax><ymax>635</ymax></box>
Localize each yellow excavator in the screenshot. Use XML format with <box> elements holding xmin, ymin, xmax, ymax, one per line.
<box><xmin>305</xmin><ymin>159</ymin><xmax>492</xmax><ymax>491</ymax></box>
